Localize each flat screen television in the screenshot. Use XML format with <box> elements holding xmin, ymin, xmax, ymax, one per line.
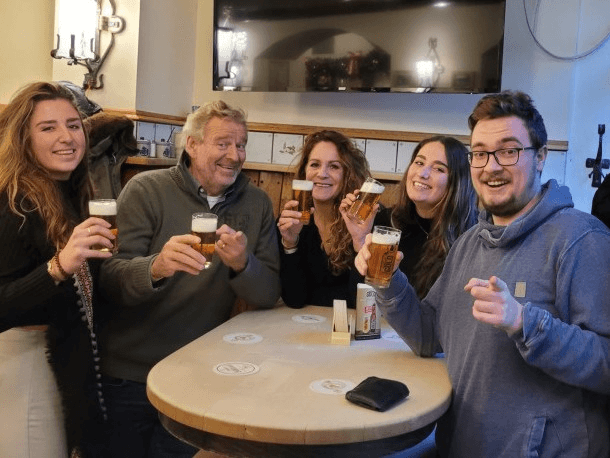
<box><xmin>213</xmin><ymin>0</ymin><xmax>506</xmax><ymax>94</ymax></box>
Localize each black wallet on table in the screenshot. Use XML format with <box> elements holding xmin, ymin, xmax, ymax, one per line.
<box><xmin>345</xmin><ymin>376</ymin><xmax>410</xmax><ymax>412</ymax></box>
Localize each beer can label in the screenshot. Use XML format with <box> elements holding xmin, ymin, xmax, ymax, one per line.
<box><xmin>355</xmin><ymin>283</ymin><xmax>380</xmax><ymax>340</ymax></box>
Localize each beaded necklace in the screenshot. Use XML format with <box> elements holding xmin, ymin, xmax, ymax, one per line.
<box><xmin>73</xmin><ymin>262</ymin><xmax>93</xmax><ymax>331</ymax></box>
<box><xmin>73</xmin><ymin>262</ymin><xmax>107</xmax><ymax>422</ymax></box>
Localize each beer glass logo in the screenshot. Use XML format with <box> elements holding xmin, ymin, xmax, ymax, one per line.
<box><xmin>381</xmin><ymin>251</ymin><xmax>395</xmax><ymax>273</ymax></box>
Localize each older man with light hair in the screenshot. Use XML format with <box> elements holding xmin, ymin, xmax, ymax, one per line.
<box><xmin>98</xmin><ymin>100</ymin><xmax>281</xmax><ymax>457</ymax></box>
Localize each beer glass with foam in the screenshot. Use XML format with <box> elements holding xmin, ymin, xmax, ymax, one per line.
<box><xmin>191</xmin><ymin>213</ymin><xmax>218</xmax><ymax>269</ymax></box>
<box><xmin>348</xmin><ymin>177</ymin><xmax>385</xmax><ymax>223</ymax></box>
<box><xmin>292</xmin><ymin>180</ymin><xmax>313</xmax><ymax>223</ymax></box>
<box><xmin>365</xmin><ymin>226</ymin><xmax>401</xmax><ymax>288</ymax></box>
<box><xmin>88</xmin><ymin>199</ymin><xmax>117</xmax><ymax>252</ymax></box>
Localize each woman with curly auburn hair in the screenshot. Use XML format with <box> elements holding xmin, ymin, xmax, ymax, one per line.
<box><xmin>0</xmin><ymin>81</ymin><xmax>114</xmax><ymax>457</ymax></box>
<box><xmin>346</xmin><ymin>135</ymin><xmax>478</xmax><ymax>299</ymax></box>
<box><xmin>277</xmin><ymin>130</ymin><xmax>371</xmax><ymax>308</ymax></box>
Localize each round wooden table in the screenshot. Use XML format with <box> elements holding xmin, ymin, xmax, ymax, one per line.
<box><xmin>147</xmin><ymin>305</ymin><xmax>451</xmax><ymax>457</ymax></box>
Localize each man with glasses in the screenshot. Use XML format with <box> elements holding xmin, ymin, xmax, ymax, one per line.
<box><xmin>356</xmin><ymin>91</ymin><xmax>610</xmax><ymax>457</ymax></box>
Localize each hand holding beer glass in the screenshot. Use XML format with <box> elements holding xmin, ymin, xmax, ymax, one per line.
<box><xmin>292</xmin><ymin>180</ymin><xmax>314</xmax><ymax>224</ymax></box>
<box><xmin>277</xmin><ymin>180</ymin><xmax>314</xmax><ymax>251</ymax></box>
<box><xmin>88</xmin><ymin>199</ymin><xmax>118</xmax><ymax>252</ymax></box>
<box><xmin>364</xmin><ymin>226</ymin><xmax>401</xmax><ymax>288</ymax></box>
<box><xmin>347</xmin><ymin>177</ymin><xmax>385</xmax><ymax>223</ymax></box>
<box><xmin>191</xmin><ymin>213</ymin><xmax>218</xmax><ymax>269</ymax></box>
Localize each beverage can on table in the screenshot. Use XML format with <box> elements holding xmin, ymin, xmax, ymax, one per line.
<box><xmin>355</xmin><ymin>283</ymin><xmax>380</xmax><ymax>340</ymax></box>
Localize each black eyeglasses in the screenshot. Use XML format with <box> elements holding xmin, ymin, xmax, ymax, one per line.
<box><xmin>467</xmin><ymin>146</ymin><xmax>538</xmax><ymax>168</ymax></box>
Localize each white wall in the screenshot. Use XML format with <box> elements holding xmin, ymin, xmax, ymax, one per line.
<box><xmin>49</xmin><ymin>0</ymin><xmax>197</xmax><ymax>116</ymax></box>
<box><xmin>0</xmin><ymin>0</ymin><xmax>55</xmax><ymax>102</ymax></box>
<box><xmin>135</xmin><ymin>0</ymin><xmax>197</xmax><ymax>116</ymax></box>
<box><xmin>563</xmin><ymin>0</ymin><xmax>610</xmax><ymax>212</ymax></box>
<box><xmin>194</xmin><ymin>0</ymin><xmax>610</xmax><ymax>213</ymax></box>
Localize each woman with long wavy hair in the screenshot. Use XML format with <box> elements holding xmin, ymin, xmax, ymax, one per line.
<box><xmin>0</xmin><ymin>81</ymin><xmax>114</xmax><ymax>457</ymax></box>
<box><xmin>345</xmin><ymin>135</ymin><xmax>477</xmax><ymax>299</ymax></box>
<box><xmin>277</xmin><ymin>130</ymin><xmax>371</xmax><ymax>308</ymax></box>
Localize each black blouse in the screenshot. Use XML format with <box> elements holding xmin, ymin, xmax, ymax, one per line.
<box><xmin>278</xmin><ymin>220</ymin><xmax>360</xmax><ymax>309</ymax></box>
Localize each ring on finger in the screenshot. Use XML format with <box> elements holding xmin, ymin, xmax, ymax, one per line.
<box><xmin>88</xmin><ymin>227</ymin><xmax>91</xmax><ymax>234</ymax></box>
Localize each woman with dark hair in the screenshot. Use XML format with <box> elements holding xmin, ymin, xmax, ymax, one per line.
<box><xmin>345</xmin><ymin>136</ymin><xmax>478</xmax><ymax>298</ymax></box>
<box><xmin>0</xmin><ymin>81</ymin><xmax>114</xmax><ymax>457</ymax></box>
<box><xmin>277</xmin><ymin>130</ymin><xmax>371</xmax><ymax>308</ymax></box>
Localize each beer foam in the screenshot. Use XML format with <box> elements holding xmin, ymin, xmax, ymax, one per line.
<box><xmin>371</xmin><ymin>230</ymin><xmax>401</xmax><ymax>245</ymax></box>
<box><xmin>292</xmin><ymin>180</ymin><xmax>314</xmax><ymax>191</ymax></box>
<box><xmin>192</xmin><ymin>217</ymin><xmax>218</xmax><ymax>232</ymax></box>
<box><xmin>88</xmin><ymin>200</ymin><xmax>116</xmax><ymax>215</ymax></box>
<box><xmin>360</xmin><ymin>181</ymin><xmax>385</xmax><ymax>194</ymax></box>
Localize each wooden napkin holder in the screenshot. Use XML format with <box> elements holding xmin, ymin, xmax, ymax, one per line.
<box><xmin>331</xmin><ymin>299</ymin><xmax>354</xmax><ymax>346</ymax></box>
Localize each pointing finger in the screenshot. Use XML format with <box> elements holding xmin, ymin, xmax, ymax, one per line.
<box><xmin>488</xmin><ymin>276</ymin><xmax>507</xmax><ymax>292</ymax></box>
<box><xmin>464</xmin><ymin>277</ymin><xmax>489</xmax><ymax>292</ymax></box>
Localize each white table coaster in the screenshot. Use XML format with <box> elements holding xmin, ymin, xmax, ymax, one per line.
<box><xmin>223</xmin><ymin>333</ymin><xmax>263</xmax><ymax>344</ymax></box>
<box><xmin>292</xmin><ymin>314</ymin><xmax>327</xmax><ymax>324</ymax></box>
<box><xmin>213</xmin><ymin>362</ymin><xmax>260</xmax><ymax>376</ymax></box>
<box><xmin>309</xmin><ymin>379</ymin><xmax>355</xmax><ymax>395</ymax></box>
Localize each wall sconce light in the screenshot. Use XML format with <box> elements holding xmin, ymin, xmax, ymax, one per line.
<box><xmin>51</xmin><ymin>0</ymin><xmax>125</xmax><ymax>90</ymax></box>
<box><xmin>215</xmin><ymin>6</ymin><xmax>248</xmax><ymax>90</ymax></box>
<box><xmin>216</xmin><ymin>28</ymin><xmax>248</xmax><ymax>89</ymax></box>
<box><xmin>416</xmin><ymin>38</ymin><xmax>444</xmax><ymax>89</ymax></box>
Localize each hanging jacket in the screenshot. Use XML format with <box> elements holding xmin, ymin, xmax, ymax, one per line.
<box><xmin>85</xmin><ymin>112</ymin><xmax>139</xmax><ymax>199</ymax></box>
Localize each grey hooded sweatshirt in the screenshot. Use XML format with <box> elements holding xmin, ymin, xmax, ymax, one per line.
<box><xmin>378</xmin><ymin>180</ymin><xmax>610</xmax><ymax>457</ymax></box>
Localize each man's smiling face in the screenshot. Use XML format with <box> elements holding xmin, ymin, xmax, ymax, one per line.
<box><xmin>186</xmin><ymin>116</ymin><xmax>247</xmax><ymax>196</ymax></box>
<box><xmin>470</xmin><ymin>116</ymin><xmax>546</xmax><ymax>226</ymax></box>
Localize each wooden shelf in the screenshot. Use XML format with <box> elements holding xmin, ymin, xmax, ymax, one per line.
<box><xmin>0</xmin><ymin>104</ymin><xmax>569</xmax><ymax>151</ymax></box>
<box><xmin>125</xmin><ymin>156</ymin><xmax>177</xmax><ymax>166</ymax></box>
<box><xmin>124</xmin><ymin>157</ymin><xmax>403</xmax><ymax>181</ymax></box>
<box><xmin>104</xmin><ymin>108</ymin><xmax>187</xmax><ymax>125</ymax></box>
<box><xmin>242</xmin><ymin>162</ymin><xmax>402</xmax><ymax>180</ymax></box>
<box><xmin>103</xmin><ymin>108</ymin><xmax>569</xmax><ymax>151</ymax></box>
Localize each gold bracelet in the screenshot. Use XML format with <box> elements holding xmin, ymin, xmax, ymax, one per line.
<box><xmin>53</xmin><ymin>251</ymin><xmax>69</xmax><ymax>279</ymax></box>
<box><xmin>47</xmin><ymin>260</ymin><xmax>62</xmax><ymax>284</ymax></box>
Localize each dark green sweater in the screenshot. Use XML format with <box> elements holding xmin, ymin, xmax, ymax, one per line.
<box><xmin>98</xmin><ymin>156</ymin><xmax>281</xmax><ymax>382</ymax></box>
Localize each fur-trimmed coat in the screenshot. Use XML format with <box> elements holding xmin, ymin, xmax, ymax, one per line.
<box><xmin>0</xmin><ymin>185</ymin><xmax>109</xmax><ymax>457</ymax></box>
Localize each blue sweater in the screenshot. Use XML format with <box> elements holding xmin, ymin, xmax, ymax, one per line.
<box><xmin>377</xmin><ymin>180</ymin><xmax>610</xmax><ymax>457</ymax></box>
